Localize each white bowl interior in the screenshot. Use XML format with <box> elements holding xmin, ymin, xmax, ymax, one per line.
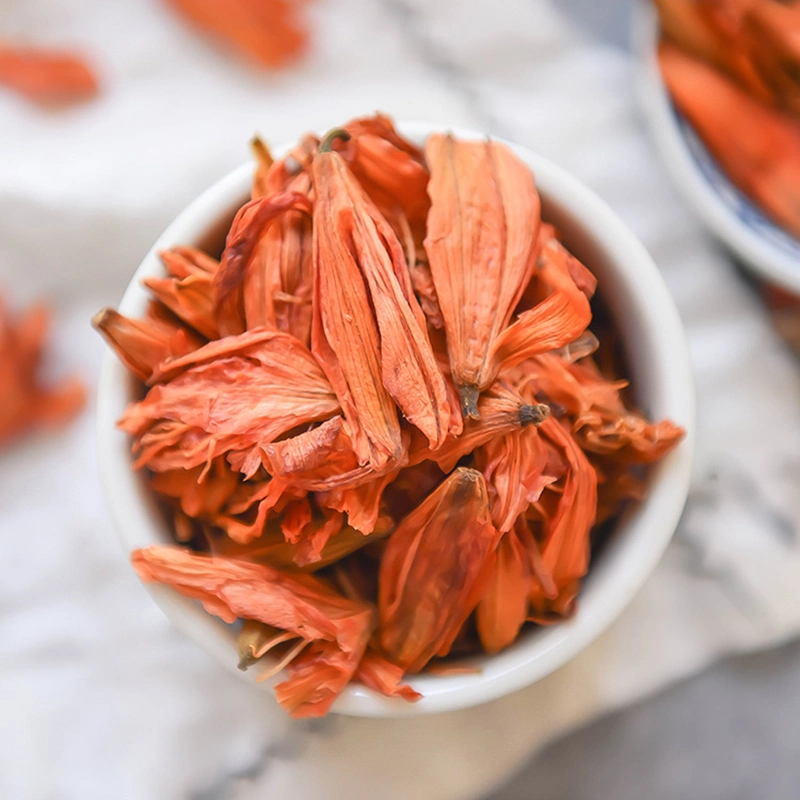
<box><xmin>633</xmin><ymin>2</ymin><xmax>800</xmax><ymax>294</ymax></box>
<box><xmin>97</xmin><ymin>122</ymin><xmax>694</xmax><ymax>717</ymax></box>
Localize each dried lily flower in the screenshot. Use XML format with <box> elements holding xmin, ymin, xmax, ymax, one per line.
<box><xmin>311</xmin><ymin>131</ymin><xmax>451</xmax><ymax>466</ymax></box>
<box><xmin>524</xmin><ymin>353</ymin><xmax>684</xmax><ymax>464</ymax></box>
<box><xmin>341</xmin><ymin>114</ymin><xmax>431</xmax><ymax>240</ymax></box>
<box><xmin>659</xmin><ymin>40</ymin><xmax>800</xmax><ymax>238</ymax></box>
<box><xmin>245</xmin><ymin>174</ymin><xmax>314</xmax><ymax>343</ymax></box>
<box><xmin>379</xmin><ymin>468</ymin><xmax>500</xmax><ymax>672</ymax></box>
<box><xmin>424</xmin><ymin>134</ymin><xmax>539</xmax><ymax>417</ymax></box>
<box><xmin>527</xmin><ymin>417</ymin><xmax>598</xmax><ymax>621</ymax></box>
<box><xmin>214</xmin><ymin>191</ymin><xmax>312</xmax><ymax>336</ymax></box>
<box><xmin>120</xmin><ymin>330</ymin><xmax>339</xmax><ymax>476</ymax></box>
<box><xmin>425</xmin><ymin>134</ymin><xmax>590</xmax><ymax>417</ymax></box>
<box><xmin>133</xmin><ymin>546</ymin><xmax>374</xmax><ymax>717</ymax></box>
<box><xmin>410</xmin><ymin>382</ymin><xmax>550</xmax><ymax>472</ymax></box>
<box><xmin>242</xmin><ymin>139</ymin><xmax>318</xmax><ymax>342</ymax></box>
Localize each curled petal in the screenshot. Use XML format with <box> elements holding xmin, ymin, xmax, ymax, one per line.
<box><xmin>210</xmin><ymin>520</ymin><xmax>392</xmax><ymax>574</ymax></box>
<box><xmin>151</xmin><ymin>327</ymin><xmax>279</xmax><ymax>383</ymax></box>
<box><xmin>355</xmin><ymin>650</ymin><xmax>422</xmax><ymax>702</ymax></box>
<box><xmin>160</xmin><ymin>246</ymin><xmax>220</xmax><ymax>279</ymax></box>
<box><xmin>475</xmin><ymin>424</ymin><xmax>550</xmax><ymax>534</ymax></box>
<box><xmin>93</xmin><ymin>307</ymin><xmax>203</xmax><ymax>383</ymax></box>
<box><xmin>144</xmin><ymin>273</ymin><xmax>219</xmax><ymax>340</ymax></box>
<box><xmin>149</xmin><ymin>457</ymin><xmax>240</xmax><ymax>518</ymax></box>
<box><xmin>525</xmin><ymin>354</ymin><xmax>684</xmax><ymax>464</ymax></box>
<box><xmin>120</xmin><ymin>331</ymin><xmax>339</xmax><ymax>474</ymax></box>
<box><xmin>132</xmin><ymin>546</ymin><xmax>375</xmax><ymax>653</ymax></box>
<box><xmin>274</xmin><ymin>639</ymin><xmax>369</xmax><ymax>718</ymax></box>
<box><xmin>476</xmin><ymin>524</ymin><xmax>531</xmax><ymax>654</ymax></box>
<box><xmin>214</xmin><ymin>191</ymin><xmax>312</xmax><ymax>336</ymax></box>
<box><xmin>317</xmin><ymin>468</ymin><xmax>398</xmax><ymax>535</ymax></box>
<box><xmin>490</xmin><ymin>256</ymin><xmax>592</xmax><ymax>375</ymax></box>
<box><xmin>528</xmin><ymin>417</ymin><xmax>598</xmax><ymax>621</ymax></box>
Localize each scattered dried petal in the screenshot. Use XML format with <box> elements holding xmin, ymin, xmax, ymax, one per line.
<box><xmin>0</xmin><ymin>46</ymin><xmax>98</xmax><ymax>106</ymax></box>
<box><xmin>1</xmin><ymin>298</ymin><xmax>86</xmax><ymax>445</ymax></box>
<box><xmin>165</xmin><ymin>0</ymin><xmax>309</xmax><ymax>70</ymax></box>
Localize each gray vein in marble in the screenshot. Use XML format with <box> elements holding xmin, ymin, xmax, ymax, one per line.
<box><xmin>190</xmin><ymin>718</ymin><xmax>338</xmax><ymax>800</ymax></box>
<box><xmin>673</xmin><ymin>519</ymin><xmax>767</xmax><ymax>623</ymax></box>
<box><xmin>718</xmin><ymin>468</ymin><xmax>797</xmax><ymax>548</ymax></box>
<box><xmin>378</xmin><ymin>0</ymin><xmax>510</xmax><ymax>137</ymax></box>
<box><xmin>671</xmin><ymin>458</ymin><xmax>800</xmax><ymax>623</ymax></box>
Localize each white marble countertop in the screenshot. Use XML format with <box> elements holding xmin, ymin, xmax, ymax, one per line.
<box><xmin>2</xmin><ymin>1</ymin><xmax>800</xmax><ymax>798</ymax></box>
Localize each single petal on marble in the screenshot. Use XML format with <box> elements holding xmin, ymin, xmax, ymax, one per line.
<box><xmin>0</xmin><ymin>46</ymin><xmax>98</xmax><ymax>105</ymax></box>
<box><xmin>0</xmin><ymin>298</ymin><xmax>86</xmax><ymax>446</ymax></box>
<box><xmin>165</xmin><ymin>0</ymin><xmax>309</xmax><ymax>69</ymax></box>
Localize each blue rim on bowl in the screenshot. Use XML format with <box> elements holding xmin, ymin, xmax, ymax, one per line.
<box><xmin>633</xmin><ymin>1</ymin><xmax>800</xmax><ymax>295</ymax></box>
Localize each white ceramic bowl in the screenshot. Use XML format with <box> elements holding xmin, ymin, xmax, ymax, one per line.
<box><xmin>634</xmin><ymin>2</ymin><xmax>800</xmax><ymax>294</ymax></box>
<box><xmin>97</xmin><ymin>121</ymin><xmax>694</xmax><ymax>717</ymax></box>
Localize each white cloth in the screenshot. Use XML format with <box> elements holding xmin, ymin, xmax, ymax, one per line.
<box><xmin>2</xmin><ymin>1</ymin><xmax>799</xmax><ymax>798</ymax></box>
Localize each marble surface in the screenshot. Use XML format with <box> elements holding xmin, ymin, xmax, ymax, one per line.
<box><xmin>2</xmin><ymin>1</ymin><xmax>800</xmax><ymax>798</ymax></box>
<box><xmin>491</xmin><ymin>638</ymin><xmax>800</xmax><ymax>800</ymax></box>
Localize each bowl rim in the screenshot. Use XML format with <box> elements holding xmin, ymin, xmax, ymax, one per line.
<box><xmin>96</xmin><ymin>120</ymin><xmax>695</xmax><ymax>717</ymax></box>
<box><xmin>632</xmin><ymin>1</ymin><xmax>800</xmax><ymax>295</ymax></box>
